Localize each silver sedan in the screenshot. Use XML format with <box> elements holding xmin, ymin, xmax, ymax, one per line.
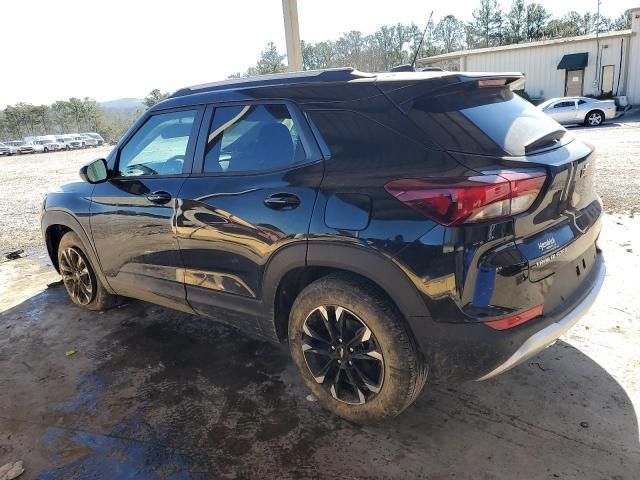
<box><xmin>537</xmin><ymin>97</ymin><xmax>617</xmax><ymax>127</ymax></box>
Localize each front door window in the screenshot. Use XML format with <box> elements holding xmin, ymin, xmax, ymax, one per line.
<box><xmin>117</xmin><ymin>110</ymin><xmax>197</xmax><ymax>177</ymax></box>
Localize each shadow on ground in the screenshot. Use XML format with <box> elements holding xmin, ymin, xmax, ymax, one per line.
<box><xmin>0</xmin><ymin>283</ymin><xmax>638</xmax><ymax>479</ymax></box>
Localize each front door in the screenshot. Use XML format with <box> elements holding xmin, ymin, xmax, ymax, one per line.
<box><xmin>549</xmin><ymin>100</ymin><xmax>579</xmax><ymax>124</ymax></box>
<box><xmin>565</xmin><ymin>69</ymin><xmax>584</xmax><ymax>97</ymax></box>
<box><xmin>177</xmin><ymin>102</ymin><xmax>323</xmax><ymax>333</ymax></box>
<box><xmin>601</xmin><ymin>65</ymin><xmax>615</xmax><ymax>95</ymax></box>
<box><xmin>90</xmin><ymin>108</ymin><xmax>202</xmax><ymax>312</ymax></box>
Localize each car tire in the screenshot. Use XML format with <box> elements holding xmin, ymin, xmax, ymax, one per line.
<box><xmin>57</xmin><ymin>231</ymin><xmax>119</xmax><ymax>311</ymax></box>
<box><xmin>44</xmin><ymin>147</ymin><xmax>49</xmax><ymax>153</ymax></box>
<box><xmin>288</xmin><ymin>273</ymin><xmax>428</xmax><ymax>424</ymax></box>
<box><xmin>585</xmin><ymin>110</ymin><xmax>603</xmax><ymax>127</ymax></box>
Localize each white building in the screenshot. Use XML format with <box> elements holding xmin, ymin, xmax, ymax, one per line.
<box><xmin>420</xmin><ymin>6</ymin><xmax>640</xmax><ymax>104</ymax></box>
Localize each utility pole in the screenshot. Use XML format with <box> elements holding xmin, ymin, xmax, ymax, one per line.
<box><xmin>282</xmin><ymin>0</ymin><xmax>303</xmax><ymax>72</ymax></box>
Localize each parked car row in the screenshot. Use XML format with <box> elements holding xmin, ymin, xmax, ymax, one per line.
<box><xmin>0</xmin><ymin>132</ymin><xmax>105</xmax><ymax>155</ymax></box>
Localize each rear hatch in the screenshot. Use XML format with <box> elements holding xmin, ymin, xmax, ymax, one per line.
<box><xmin>386</xmin><ymin>73</ymin><xmax>602</xmax><ymax>314</ymax></box>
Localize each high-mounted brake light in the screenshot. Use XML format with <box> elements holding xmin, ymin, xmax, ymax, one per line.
<box><xmin>478</xmin><ymin>78</ymin><xmax>507</xmax><ymax>87</ymax></box>
<box><xmin>384</xmin><ymin>169</ymin><xmax>546</xmax><ymax>226</ymax></box>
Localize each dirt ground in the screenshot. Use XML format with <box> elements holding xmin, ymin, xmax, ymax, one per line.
<box><xmin>0</xmin><ymin>116</ymin><xmax>639</xmax><ymax>478</ymax></box>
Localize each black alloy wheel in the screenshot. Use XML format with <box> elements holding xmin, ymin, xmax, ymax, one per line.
<box><xmin>59</xmin><ymin>246</ymin><xmax>94</xmax><ymax>305</ymax></box>
<box><xmin>301</xmin><ymin>305</ymin><xmax>384</xmax><ymax>405</ymax></box>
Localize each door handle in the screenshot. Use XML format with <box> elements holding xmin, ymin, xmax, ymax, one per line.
<box><xmin>147</xmin><ymin>191</ymin><xmax>172</xmax><ymax>204</ymax></box>
<box><xmin>264</xmin><ymin>193</ymin><xmax>300</xmax><ymax>210</ymax></box>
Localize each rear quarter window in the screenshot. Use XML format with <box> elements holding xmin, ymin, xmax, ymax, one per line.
<box><xmin>406</xmin><ymin>84</ymin><xmax>563</xmax><ymax>157</ymax></box>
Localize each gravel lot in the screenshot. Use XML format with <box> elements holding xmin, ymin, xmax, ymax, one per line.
<box><xmin>0</xmin><ymin>115</ymin><xmax>639</xmax><ymax>478</ymax></box>
<box><xmin>0</xmin><ymin>145</ymin><xmax>113</xmax><ymax>254</ymax></box>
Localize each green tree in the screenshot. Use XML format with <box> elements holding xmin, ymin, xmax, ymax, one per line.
<box><xmin>506</xmin><ymin>0</ymin><xmax>526</xmax><ymax>43</ymax></box>
<box><xmin>525</xmin><ymin>3</ymin><xmax>550</xmax><ymax>41</ymax></box>
<box><xmin>143</xmin><ymin>89</ymin><xmax>170</xmax><ymax>109</ymax></box>
<box><xmin>469</xmin><ymin>0</ymin><xmax>503</xmax><ymax>47</ymax></box>
<box><xmin>66</xmin><ymin>97</ymin><xmax>85</xmax><ymax>132</ymax></box>
<box><xmin>612</xmin><ymin>10</ymin><xmax>632</xmax><ymax>30</ymax></box>
<box><xmin>247</xmin><ymin>42</ymin><xmax>287</xmax><ymax>76</ymax></box>
<box><xmin>3</xmin><ymin>106</ymin><xmax>24</xmax><ymax>138</ymax></box>
<box><xmin>51</xmin><ymin>101</ymin><xmax>71</xmax><ymax>132</ymax></box>
<box><xmin>31</xmin><ymin>105</ymin><xmax>50</xmax><ymax>134</ymax></box>
<box><xmin>434</xmin><ymin>15</ymin><xmax>466</xmax><ymax>53</ymax></box>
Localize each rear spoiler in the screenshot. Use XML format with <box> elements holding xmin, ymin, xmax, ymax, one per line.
<box><xmin>457</xmin><ymin>72</ymin><xmax>525</xmax><ymax>90</ymax></box>
<box><xmin>380</xmin><ymin>71</ymin><xmax>526</xmax><ymax>114</ymax></box>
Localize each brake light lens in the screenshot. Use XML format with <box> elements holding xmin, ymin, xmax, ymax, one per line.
<box><xmin>485</xmin><ymin>304</ymin><xmax>544</xmax><ymax>330</ymax></box>
<box><xmin>384</xmin><ymin>169</ymin><xmax>546</xmax><ymax>226</ymax></box>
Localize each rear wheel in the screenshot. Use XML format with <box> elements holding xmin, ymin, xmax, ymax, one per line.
<box><xmin>288</xmin><ymin>273</ymin><xmax>428</xmax><ymax>424</ymax></box>
<box><xmin>585</xmin><ymin>110</ymin><xmax>603</xmax><ymax>126</ymax></box>
<box><xmin>58</xmin><ymin>231</ymin><xmax>119</xmax><ymax>311</ymax></box>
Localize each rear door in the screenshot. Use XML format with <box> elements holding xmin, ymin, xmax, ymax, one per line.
<box><xmin>90</xmin><ymin>107</ymin><xmax>203</xmax><ymax>312</ymax></box>
<box><xmin>177</xmin><ymin>101</ymin><xmax>323</xmax><ymax>332</ymax></box>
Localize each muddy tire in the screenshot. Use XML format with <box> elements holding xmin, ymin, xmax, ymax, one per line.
<box><xmin>288</xmin><ymin>273</ymin><xmax>428</xmax><ymax>424</ymax></box>
<box><xmin>58</xmin><ymin>231</ymin><xmax>119</xmax><ymax>311</ymax></box>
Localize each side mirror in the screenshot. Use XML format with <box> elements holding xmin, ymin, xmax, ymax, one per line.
<box><xmin>79</xmin><ymin>158</ymin><xmax>109</xmax><ymax>184</ymax></box>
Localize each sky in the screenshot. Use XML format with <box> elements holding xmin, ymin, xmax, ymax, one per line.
<box><xmin>1</xmin><ymin>0</ymin><xmax>637</xmax><ymax>106</ymax></box>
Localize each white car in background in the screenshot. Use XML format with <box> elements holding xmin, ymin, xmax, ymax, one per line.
<box><xmin>4</xmin><ymin>140</ymin><xmax>35</xmax><ymax>154</ymax></box>
<box><xmin>56</xmin><ymin>135</ymin><xmax>84</xmax><ymax>150</ymax></box>
<box><xmin>537</xmin><ymin>96</ymin><xmax>617</xmax><ymax>126</ymax></box>
<box><xmin>0</xmin><ymin>142</ymin><xmax>20</xmax><ymax>155</ymax></box>
<box><xmin>78</xmin><ymin>134</ymin><xmax>99</xmax><ymax>147</ymax></box>
<box><xmin>80</xmin><ymin>132</ymin><xmax>105</xmax><ymax>145</ymax></box>
<box><xmin>35</xmin><ymin>137</ymin><xmax>65</xmax><ymax>152</ymax></box>
<box><xmin>26</xmin><ymin>141</ymin><xmax>46</xmax><ymax>153</ymax></box>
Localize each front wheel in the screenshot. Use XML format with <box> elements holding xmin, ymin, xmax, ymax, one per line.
<box><xmin>58</xmin><ymin>231</ymin><xmax>119</xmax><ymax>311</ymax></box>
<box><xmin>585</xmin><ymin>110</ymin><xmax>603</xmax><ymax>126</ymax></box>
<box><xmin>288</xmin><ymin>273</ymin><xmax>428</xmax><ymax>424</ymax></box>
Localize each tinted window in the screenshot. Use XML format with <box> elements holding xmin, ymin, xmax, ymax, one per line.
<box><xmin>117</xmin><ymin>110</ymin><xmax>196</xmax><ymax>177</ymax></box>
<box><xmin>554</xmin><ymin>101</ymin><xmax>575</xmax><ymax>108</ymax></box>
<box><xmin>578</xmin><ymin>99</ymin><xmax>587</xmax><ymax>105</ymax></box>
<box><xmin>407</xmin><ymin>84</ymin><xmax>563</xmax><ymax>156</ymax></box>
<box><xmin>203</xmin><ymin>104</ymin><xmax>305</xmax><ymax>173</ymax></box>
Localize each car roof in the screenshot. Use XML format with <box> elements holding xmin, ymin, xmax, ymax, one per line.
<box><xmin>158</xmin><ymin>67</ymin><xmax>524</xmax><ymax>110</ymax></box>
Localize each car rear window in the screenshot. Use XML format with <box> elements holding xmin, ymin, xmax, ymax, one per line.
<box><xmin>406</xmin><ymin>84</ymin><xmax>563</xmax><ymax>157</ymax></box>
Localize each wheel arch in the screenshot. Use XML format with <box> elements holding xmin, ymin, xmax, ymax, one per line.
<box><xmin>585</xmin><ymin>109</ymin><xmax>604</xmax><ymax>125</ymax></box>
<box><xmin>42</xmin><ymin>210</ymin><xmax>115</xmax><ymax>294</ymax></box>
<box><xmin>262</xmin><ymin>242</ymin><xmax>430</xmax><ymax>343</ymax></box>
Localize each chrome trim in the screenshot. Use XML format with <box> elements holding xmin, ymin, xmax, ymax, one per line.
<box><xmin>477</xmin><ymin>258</ymin><xmax>606</xmax><ymax>381</ymax></box>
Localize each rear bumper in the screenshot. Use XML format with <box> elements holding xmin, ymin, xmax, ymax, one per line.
<box><xmin>476</xmin><ymin>253</ymin><xmax>606</xmax><ymax>380</ymax></box>
<box><xmin>411</xmin><ymin>251</ymin><xmax>605</xmax><ymax>383</ymax></box>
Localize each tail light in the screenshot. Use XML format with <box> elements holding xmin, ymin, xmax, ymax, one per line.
<box><xmin>384</xmin><ymin>169</ymin><xmax>546</xmax><ymax>226</ymax></box>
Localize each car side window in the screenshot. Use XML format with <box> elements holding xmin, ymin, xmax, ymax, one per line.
<box><xmin>117</xmin><ymin>110</ymin><xmax>197</xmax><ymax>177</ymax></box>
<box><xmin>578</xmin><ymin>99</ymin><xmax>586</xmax><ymax>105</ymax></box>
<box><xmin>554</xmin><ymin>101</ymin><xmax>575</xmax><ymax>108</ymax></box>
<box><xmin>203</xmin><ymin>104</ymin><xmax>305</xmax><ymax>173</ymax></box>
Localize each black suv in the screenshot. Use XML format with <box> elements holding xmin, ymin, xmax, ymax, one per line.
<box><xmin>42</xmin><ymin>68</ymin><xmax>605</xmax><ymax>423</ymax></box>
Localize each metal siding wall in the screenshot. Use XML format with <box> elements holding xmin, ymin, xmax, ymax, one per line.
<box><xmin>463</xmin><ymin>36</ymin><xmax>630</xmax><ymax>101</ymax></box>
<box><xmin>627</xmin><ymin>10</ymin><xmax>640</xmax><ymax>104</ymax></box>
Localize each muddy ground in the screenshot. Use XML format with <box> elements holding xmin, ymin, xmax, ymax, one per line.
<box><xmin>0</xmin><ymin>116</ymin><xmax>639</xmax><ymax>478</ymax></box>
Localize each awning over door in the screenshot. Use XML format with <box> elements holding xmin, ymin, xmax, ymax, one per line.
<box><xmin>557</xmin><ymin>53</ymin><xmax>588</xmax><ymax>70</ymax></box>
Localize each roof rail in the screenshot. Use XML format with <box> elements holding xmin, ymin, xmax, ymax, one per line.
<box><xmin>170</xmin><ymin>67</ymin><xmax>373</xmax><ymax>98</ymax></box>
